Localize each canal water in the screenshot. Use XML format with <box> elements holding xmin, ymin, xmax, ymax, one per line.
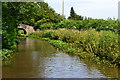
<box><xmin>2</xmin><ymin>38</ymin><xmax>120</xmax><ymax>78</ymax></box>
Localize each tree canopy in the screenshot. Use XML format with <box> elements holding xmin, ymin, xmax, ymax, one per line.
<box><xmin>68</xmin><ymin>7</ymin><xmax>83</xmax><ymax>20</ymax></box>
<box><xmin>2</xmin><ymin>2</ymin><xmax>64</xmax><ymax>50</ymax></box>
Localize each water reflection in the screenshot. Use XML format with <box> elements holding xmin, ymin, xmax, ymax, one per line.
<box><xmin>2</xmin><ymin>38</ymin><xmax>120</xmax><ymax>78</ymax></box>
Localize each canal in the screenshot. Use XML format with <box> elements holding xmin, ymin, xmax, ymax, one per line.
<box><xmin>2</xmin><ymin>38</ymin><xmax>120</xmax><ymax>78</ymax></box>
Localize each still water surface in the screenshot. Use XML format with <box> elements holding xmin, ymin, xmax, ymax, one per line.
<box><xmin>2</xmin><ymin>38</ymin><xmax>120</xmax><ymax>78</ymax></box>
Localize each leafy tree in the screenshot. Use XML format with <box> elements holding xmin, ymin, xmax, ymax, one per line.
<box><xmin>2</xmin><ymin>2</ymin><xmax>19</xmax><ymax>49</ymax></box>
<box><xmin>34</xmin><ymin>2</ymin><xmax>64</xmax><ymax>30</ymax></box>
<box><xmin>69</xmin><ymin>7</ymin><xmax>75</xmax><ymax>19</ymax></box>
<box><xmin>2</xmin><ymin>2</ymin><xmax>40</xmax><ymax>49</ymax></box>
<box><xmin>2</xmin><ymin>2</ymin><xmax>64</xmax><ymax>50</ymax></box>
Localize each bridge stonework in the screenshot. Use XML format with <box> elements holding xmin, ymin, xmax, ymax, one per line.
<box><xmin>18</xmin><ymin>24</ymin><xmax>35</xmax><ymax>34</ymax></box>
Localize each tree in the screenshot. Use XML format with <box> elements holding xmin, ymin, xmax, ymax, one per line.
<box><xmin>68</xmin><ymin>7</ymin><xmax>83</xmax><ymax>20</ymax></box>
<box><xmin>2</xmin><ymin>2</ymin><xmax>19</xmax><ymax>49</ymax></box>
<box><xmin>68</xmin><ymin>7</ymin><xmax>75</xmax><ymax>20</ymax></box>
<box><xmin>34</xmin><ymin>2</ymin><xmax>64</xmax><ymax>29</ymax></box>
<box><xmin>2</xmin><ymin>2</ymin><xmax>64</xmax><ymax>49</ymax></box>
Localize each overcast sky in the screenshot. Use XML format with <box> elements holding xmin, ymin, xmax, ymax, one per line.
<box><xmin>44</xmin><ymin>0</ymin><xmax>119</xmax><ymax>19</ymax></box>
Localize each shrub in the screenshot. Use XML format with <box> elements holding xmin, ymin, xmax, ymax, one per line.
<box><xmin>52</xmin><ymin>19</ymin><xmax>118</xmax><ymax>31</ymax></box>
<box><xmin>39</xmin><ymin>23</ymin><xmax>55</xmax><ymax>30</ymax></box>
<box><xmin>0</xmin><ymin>49</ymin><xmax>13</xmax><ymax>60</ymax></box>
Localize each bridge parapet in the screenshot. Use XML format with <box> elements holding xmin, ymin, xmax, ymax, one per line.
<box><xmin>18</xmin><ymin>24</ymin><xmax>27</xmax><ymax>29</ymax></box>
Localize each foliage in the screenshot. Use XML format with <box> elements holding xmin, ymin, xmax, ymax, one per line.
<box><xmin>52</xmin><ymin>20</ymin><xmax>78</xmax><ymax>29</ymax></box>
<box><xmin>67</xmin><ymin>48</ymin><xmax>76</xmax><ymax>54</ymax></box>
<box><xmin>0</xmin><ymin>49</ymin><xmax>13</xmax><ymax>60</ymax></box>
<box><xmin>43</xmin><ymin>38</ymin><xmax>76</xmax><ymax>54</ymax></box>
<box><xmin>39</xmin><ymin>23</ymin><xmax>55</xmax><ymax>30</ymax></box>
<box><xmin>2</xmin><ymin>2</ymin><xmax>64</xmax><ymax>50</ymax></box>
<box><xmin>42</xmin><ymin>32</ymin><xmax>52</xmax><ymax>38</ymax></box>
<box><xmin>30</xmin><ymin>29</ymin><xmax>120</xmax><ymax>65</ymax></box>
<box><xmin>52</xmin><ymin>19</ymin><xmax>118</xmax><ymax>32</ymax></box>
<box><xmin>34</xmin><ymin>2</ymin><xmax>64</xmax><ymax>30</ymax></box>
<box><xmin>18</xmin><ymin>30</ymin><xmax>24</xmax><ymax>36</ymax></box>
<box><xmin>49</xmin><ymin>40</ymin><xmax>69</xmax><ymax>50</ymax></box>
<box><xmin>68</xmin><ymin>7</ymin><xmax>83</xmax><ymax>20</ymax></box>
<box><xmin>2</xmin><ymin>2</ymin><xmax>43</xmax><ymax>49</ymax></box>
<box><xmin>2</xmin><ymin>2</ymin><xmax>19</xmax><ymax>49</ymax></box>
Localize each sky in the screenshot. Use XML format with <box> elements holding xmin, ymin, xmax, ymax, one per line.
<box><xmin>44</xmin><ymin>0</ymin><xmax>119</xmax><ymax>19</ymax></box>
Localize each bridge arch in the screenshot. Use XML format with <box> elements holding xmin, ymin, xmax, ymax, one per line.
<box><xmin>18</xmin><ymin>28</ymin><xmax>27</xmax><ymax>34</ymax></box>
<box><xmin>18</xmin><ymin>24</ymin><xmax>35</xmax><ymax>34</ymax></box>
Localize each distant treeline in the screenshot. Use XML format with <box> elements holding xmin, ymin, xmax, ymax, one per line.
<box><xmin>38</xmin><ymin>7</ymin><xmax>118</xmax><ymax>33</ymax></box>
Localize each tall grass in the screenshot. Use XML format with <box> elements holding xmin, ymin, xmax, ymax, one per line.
<box><xmin>29</xmin><ymin>29</ymin><xmax>120</xmax><ymax>65</ymax></box>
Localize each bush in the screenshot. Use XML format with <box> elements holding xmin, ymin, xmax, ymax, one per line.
<box><xmin>42</xmin><ymin>32</ymin><xmax>52</xmax><ymax>38</ymax></box>
<box><xmin>0</xmin><ymin>49</ymin><xmax>13</xmax><ymax>60</ymax></box>
<box><xmin>39</xmin><ymin>23</ymin><xmax>55</xmax><ymax>30</ymax></box>
<box><xmin>49</xmin><ymin>40</ymin><xmax>69</xmax><ymax>50</ymax></box>
<box><xmin>52</xmin><ymin>19</ymin><xmax>118</xmax><ymax>32</ymax></box>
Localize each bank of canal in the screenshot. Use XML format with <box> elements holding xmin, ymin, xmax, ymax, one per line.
<box><xmin>2</xmin><ymin>38</ymin><xmax>120</xmax><ymax>78</ymax></box>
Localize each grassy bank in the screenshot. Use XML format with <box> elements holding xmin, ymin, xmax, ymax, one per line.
<box><xmin>42</xmin><ymin>38</ymin><xmax>76</xmax><ymax>54</ymax></box>
<box><xmin>28</xmin><ymin>28</ymin><xmax>120</xmax><ymax>65</ymax></box>
<box><xmin>42</xmin><ymin>38</ymin><xmax>112</xmax><ymax>65</ymax></box>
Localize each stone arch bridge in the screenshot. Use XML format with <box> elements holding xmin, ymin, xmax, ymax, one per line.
<box><xmin>18</xmin><ymin>24</ymin><xmax>35</xmax><ymax>34</ymax></box>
